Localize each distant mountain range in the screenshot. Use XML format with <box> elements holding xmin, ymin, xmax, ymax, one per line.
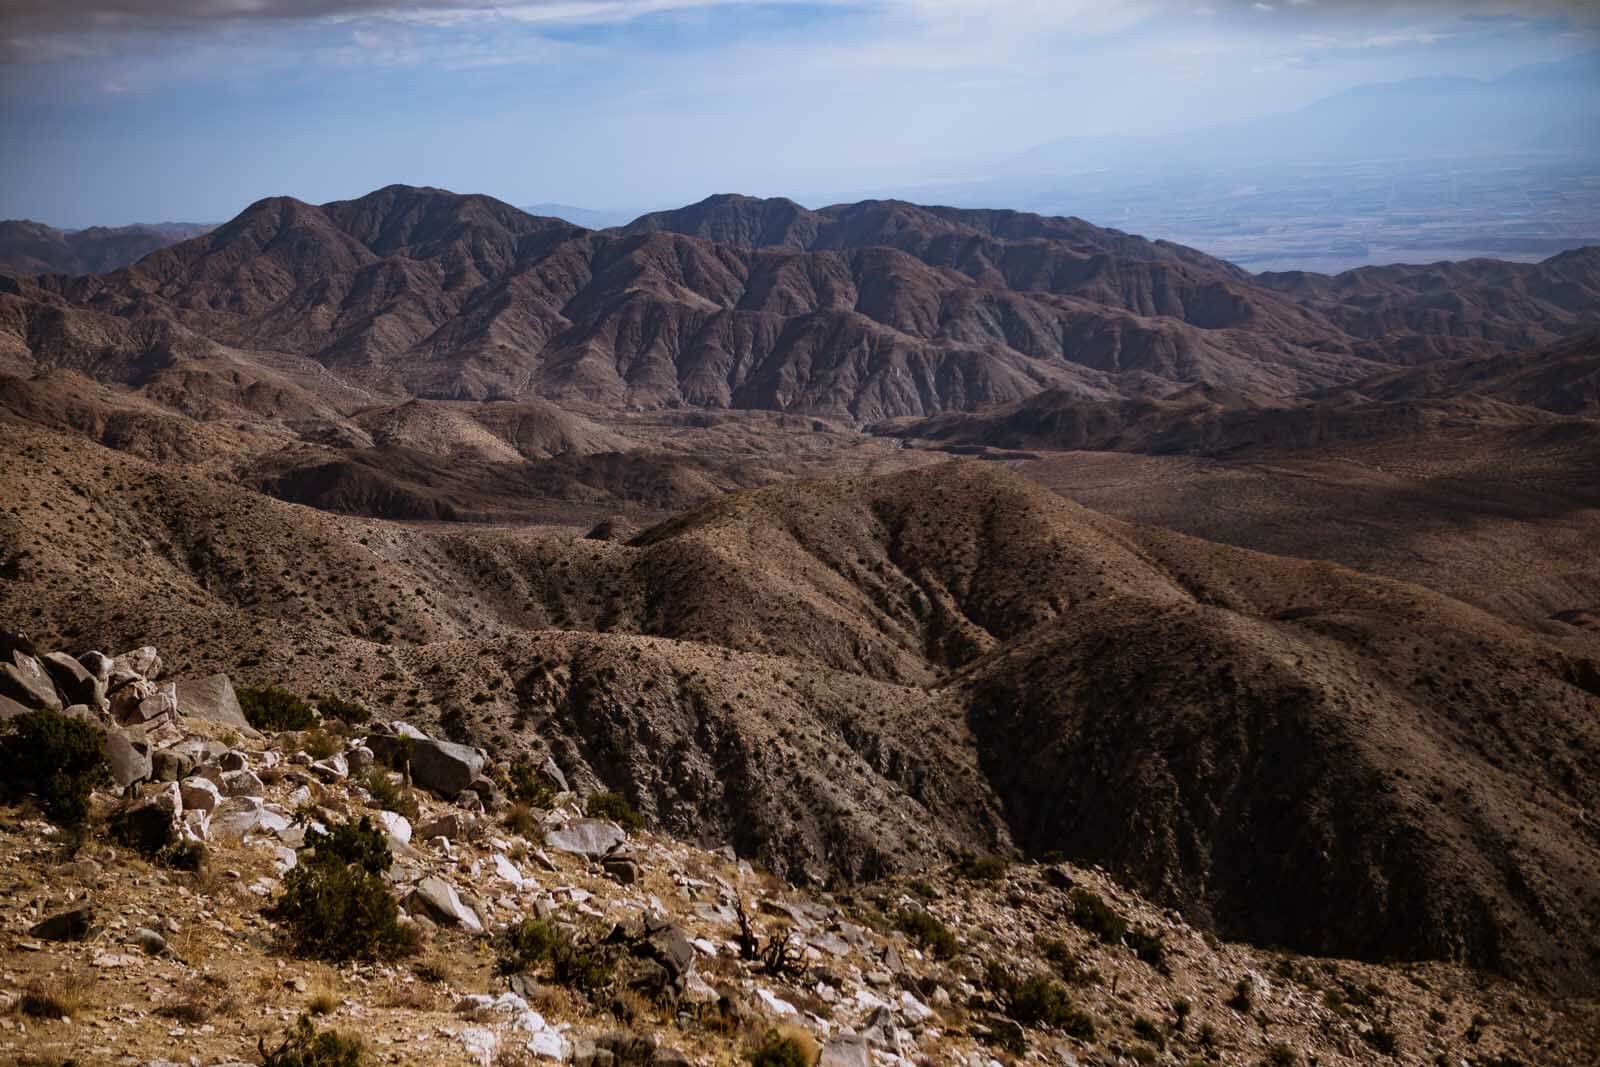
<box><xmin>0</xmin><ymin>219</ymin><xmax>213</xmax><ymax>276</ymax></box>
<box><xmin>2</xmin><ymin>185</ymin><xmax>1595</xmax><ymax>424</ymax></box>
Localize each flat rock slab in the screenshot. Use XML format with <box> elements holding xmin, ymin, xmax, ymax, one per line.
<box><xmin>544</xmin><ymin>819</ymin><xmax>626</xmax><ymax>859</ymax></box>
<box><xmin>408</xmin><ymin>875</ymin><xmax>483</xmax><ymax>933</ymax></box>
<box><xmin>0</xmin><ymin>649</ymin><xmax>61</xmax><ymax>711</ymax></box>
<box><xmin>174</xmin><ymin>673</ymin><xmax>259</xmax><ymax>737</ymax></box>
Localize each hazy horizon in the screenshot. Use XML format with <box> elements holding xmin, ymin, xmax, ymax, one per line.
<box><xmin>2</xmin><ymin>1</ymin><xmax>1598</xmax><ymax>230</ymax></box>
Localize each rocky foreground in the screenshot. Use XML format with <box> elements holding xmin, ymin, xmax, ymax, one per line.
<box><xmin>2</xmin><ymin>636</ymin><xmax>1597</xmax><ymax>1066</ymax></box>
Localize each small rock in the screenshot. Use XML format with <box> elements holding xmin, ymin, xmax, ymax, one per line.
<box><xmin>373</xmin><ymin>809</ymin><xmax>412</xmax><ymax>847</ymax></box>
<box><xmin>131</xmin><ymin>927</ymin><xmax>169</xmax><ymax>956</ymax></box>
<box><xmin>219</xmin><ymin>769</ymin><xmax>265</xmax><ymax>797</ymax></box>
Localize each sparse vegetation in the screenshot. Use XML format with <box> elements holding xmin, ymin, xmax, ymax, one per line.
<box><xmin>238</xmin><ymin>685</ymin><xmax>317</xmax><ymax>732</ymax></box>
<box><xmin>985</xmin><ymin>962</ymin><xmax>1096</xmax><ymax>1039</ymax></box>
<box><xmin>505</xmin><ymin>758</ymin><xmax>556</xmax><ymax>807</ymax></box>
<box><xmin>895</xmin><ymin>908</ymin><xmax>958</xmax><ymax>959</ymax></box>
<box><xmin>494</xmin><ymin>916</ymin><xmax>615</xmax><ymax>994</ymax></box>
<box><xmin>18</xmin><ymin>975</ymin><xmax>89</xmax><ymax>1020</ymax></box>
<box><xmin>956</xmin><ymin>853</ymin><xmax>1009</xmax><ymax>881</ymax></box>
<box><xmin>1125</xmin><ymin>926</ymin><xmax>1169</xmax><ymax>973</ymax></box>
<box><xmin>0</xmin><ymin>709</ymin><xmax>109</xmax><ymax>826</ymax></box>
<box><xmin>1066</xmin><ymin>887</ymin><xmax>1127</xmax><ymax>944</ymax></box>
<box><xmin>1227</xmin><ymin>977</ymin><xmax>1255</xmax><ymax>1013</ymax></box>
<box><xmin>314</xmin><ymin>694</ymin><xmax>370</xmax><ymax>725</ymax></box>
<box><xmin>748</xmin><ymin>1025</ymin><xmax>818</xmax><ymax>1067</ymax></box>
<box><xmin>585</xmin><ymin>790</ymin><xmax>644</xmax><ymax>831</ymax></box>
<box><xmin>259</xmin><ymin>1015</ymin><xmax>366</xmax><ymax>1067</ymax></box>
<box><xmin>273</xmin><ymin>816</ymin><xmax>417</xmax><ymax>962</ymax></box>
<box><xmin>363</xmin><ymin>769</ymin><xmax>419</xmax><ymax>820</ymax></box>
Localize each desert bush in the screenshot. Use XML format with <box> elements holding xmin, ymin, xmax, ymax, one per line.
<box><xmin>1262</xmin><ymin>1044</ymin><xmax>1299</xmax><ymax>1066</ymax></box>
<box><xmin>272</xmin><ymin>816</ymin><xmax>416</xmax><ymax>962</ymax></box>
<box><xmin>0</xmin><ymin>709</ymin><xmax>109</xmax><ymax>826</ymax></box>
<box><xmin>1227</xmin><ymin>977</ymin><xmax>1255</xmax><ymax>1013</ymax></box>
<box><xmin>956</xmin><ymin>853</ymin><xmax>1009</xmax><ymax>881</ymax></box>
<box><xmin>895</xmin><ymin>908</ymin><xmax>957</xmax><ymax>959</ymax></box>
<box><xmin>1125</xmin><ymin>926</ymin><xmax>1169</xmax><ymax>973</ymax></box>
<box><xmin>259</xmin><ymin>1015</ymin><xmax>366</xmax><ymax>1067</ymax></box>
<box><xmin>495</xmin><ymin>917</ymin><xmax>614</xmax><ymax>994</ymax></box>
<box><xmin>506</xmin><ymin>759</ymin><xmax>556</xmax><ymax>806</ymax></box>
<box><xmin>314</xmin><ymin>694</ymin><xmax>370</xmax><ymax>725</ymax></box>
<box><xmin>1066</xmin><ymin>888</ymin><xmax>1127</xmax><ymax>944</ymax></box>
<box><xmin>585</xmin><ymin>790</ymin><xmax>644</xmax><ymax>831</ymax></box>
<box><xmin>985</xmin><ymin>963</ymin><xmax>1096</xmax><ymax>1039</ymax></box>
<box><xmin>18</xmin><ymin>975</ymin><xmax>90</xmax><ymax>1019</ymax></box>
<box><xmin>1361</xmin><ymin>1023</ymin><xmax>1401</xmax><ymax>1056</ymax></box>
<box><xmin>748</xmin><ymin>1026</ymin><xmax>818</xmax><ymax>1067</ymax></box>
<box><xmin>363</xmin><ymin>770</ymin><xmax>419</xmax><ymax>820</ymax></box>
<box><xmin>238</xmin><ymin>686</ymin><xmax>316</xmax><ymax>732</ymax></box>
<box><xmin>502</xmin><ymin>802</ymin><xmax>537</xmax><ymax>836</ymax></box>
<box><xmin>1132</xmin><ymin>1016</ymin><xmax>1166</xmax><ymax>1050</ymax></box>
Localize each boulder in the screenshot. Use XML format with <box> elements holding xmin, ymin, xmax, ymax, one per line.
<box><xmin>174</xmin><ymin>674</ymin><xmax>257</xmax><ymax>735</ymax></box>
<box><xmin>538</xmin><ymin>756</ymin><xmax>570</xmax><ymax>794</ymax></box>
<box><xmin>819</xmin><ymin>1035</ymin><xmax>871</xmax><ymax>1067</ymax></box>
<box><xmin>416</xmin><ymin>812</ymin><xmax>473</xmax><ymax>841</ymax></box>
<box><xmin>78</xmin><ymin>651</ymin><xmax>113</xmax><ymax>684</ymax></box>
<box><xmin>151</xmin><ymin>749</ymin><xmax>195</xmax><ymax>782</ymax></box>
<box><xmin>103</xmin><ymin>726</ymin><xmax>153</xmax><ymax>788</ymax></box>
<box><xmin>218</xmin><ymin>750</ymin><xmax>248</xmax><ymax>772</ymax></box>
<box><xmin>603</xmin><ymin>857</ymin><xmax>640</xmax><ymax>885</ymax></box>
<box><xmin>468</xmin><ymin>775</ymin><xmax>502</xmax><ymax>810</ymax></box>
<box><xmin>109</xmin><ymin>679</ymin><xmax>156</xmax><ymax>723</ymax></box>
<box><xmin>112</xmin><ymin>788</ymin><xmax>181</xmax><ymax>853</ymax></box>
<box><xmin>106</xmin><ymin>668</ymin><xmax>143</xmax><ymax>693</ymax></box>
<box><xmin>0</xmin><ymin>693</ymin><xmax>30</xmax><ymax>721</ymax></box>
<box><xmin>219</xmin><ymin>769</ymin><xmax>265</xmax><ymax>798</ymax></box>
<box><xmin>406</xmin><ymin>875</ymin><xmax>483</xmax><ymax>932</ymax></box>
<box><xmin>0</xmin><ymin>644</ymin><xmax>61</xmax><ymax>712</ymax></box>
<box><xmin>411</xmin><ymin>739</ymin><xmax>487</xmax><ymax>800</ymax></box>
<box><xmin>112</xmin><ymin>645</ymin><xmax>162</xmax><ymax>680</ymax></box>
<box><xmin>41</xmin><ymin>652</ymin><xmax>103</xmax><ymax>707</ymax></box>
<box><xmin>373</xmin><ymin>810</ymin><xmax>412</xmax><ymax>847</ymax></box>
<box><xmin>544</xmin><ymin>819</ymin><xmax>626</xmax><ymax>859</ymax></box>
<box><xmin>210</xmin><ymin>796</ymin><xmax>290</xmax><ymax>840</ymax></box>
<box><xmin>311</xmin><ymin>754</ymin><xmax>348</xmax><ymax>782</ymax></box>
<box><xmin>346</xmin><ymin>745</ymin><xmax>374</xmax><ymax>774</ymax></box>
<box><xmin>30</xmin><ymin>902</ymin><xmax>94</xmax><ymax>942</ymax></box>
<box><xmin>179</xmin><ymin>776</ymin><xmax>223</xmax><ymax>813</ymax></box>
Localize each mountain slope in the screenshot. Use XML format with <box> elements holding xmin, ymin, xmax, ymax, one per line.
<box><xmin>4</xmin><ymin>420</ymin><xmax>1596</xmax><ymax>991</ymax></box>
<box><xmin>7</xmin><ymin>185</ymin><xmax>1594</xmax><ymax>422</ymax></box>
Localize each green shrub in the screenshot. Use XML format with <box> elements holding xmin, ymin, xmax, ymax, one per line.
<box><xmin>238</xmin><ymin>686</ymin><xmax>316</xmax><ymax>732</ymax></box>
<box><xmin>1132</xmin><ymin>1016</ymin><xmax>1166</xmax><ymax>1050</ymax></box>
<box><xmin>506</xmin><ymin>758</ymin><xmax>557</xmax><ymax>806</ymax></box>
<box><xmin>956</xmin><ymin>854</ymin><xmax>1009</xmax><ymax>881</ymax></box>
<box><xmin>1066</xmin><ymin>888</ymin><xmax>1127</xmax><ymax>944</ymax></box>
<box><xmin>895</xmin><ymin>908</ymin><xmax>957</xmax><ymax>959</ymax></box>
<box><xmin>314</xmin><ymin>695</ymin><xmax>370</xmax><ymax>726</ymax></box>
<box><xmin>1227</xmin><ymin>977</ymin><xmax>1255</xmax><ymax>1013</ymax></box>
<box><xmin>363</xmin><ymin>770</ymin><xmax>419</xmax><ymax>820</ymax></box>
<box><xmin>1125</xmin><ymin>926</ymin><xmax>1169</xmax><ymax>973</ymax></box>
<box><xmin>272</xmin><ymin>817</ymin><xmax>416</xmax><ymax>962</ymax></box>
<box><xmin>259</xmin><ymin>1015</ymin><xmax>366</xmax><ymax>1067</ymax></box>
<box><xmin>0</xmin><ymin>710</ymin><xmax>109</xmax><ymax>826</ymax></box>
<box><xmin>494</xmin><ymin>917</ymin><xmax>614</xmax><ymax>994</ymax></box>
<box><xmin>748</xmin><ymin>1027</ymin><xmax>816</xmax><ymax>1067</ymax></box>
<box><xmin>985</xmin><ymin>963</ymin><xmax>1096</xmax><ymax>1038</ymax></box>
<box><xmin>585</xmin><ymin>790</ymin><xmax>644</xmax><ymax>832</ymax></box>
<box><xmin>1037</xmin><ymin>937</ymin><xmax>1095</xmax><ymax>984</ymax></box>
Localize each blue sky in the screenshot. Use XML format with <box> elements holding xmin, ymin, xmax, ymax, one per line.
<box><xmin>1</xmin><ymin>1</ymin><xmax>1595</xmax><ymax>227</ymax></box>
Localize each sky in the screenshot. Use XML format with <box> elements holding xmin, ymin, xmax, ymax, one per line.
<box><xmin>1</xmin><ymin>1</ymin><xmax>1596</xmax><ymax>227</ymax></box>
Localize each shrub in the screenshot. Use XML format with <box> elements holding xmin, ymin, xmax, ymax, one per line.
<box><xmin>1361</xmin><ymin>1023</ymin><xmax>1401</xmax><ymax>1056</ymax></box>
<box><xmin>363</xmin><ymin>770</ymin><xmax>419</xmax><ymax>820</ymax></box>
<box><xmin>314</xmin><ymin>695</ymin><xmax>370</xmax><ymax>726</ymax></box>
<box><xmin>1037</xmin><ymin>937</ymin><xmax>1095</xmax><ymax>984</ymax></box>
<box><xmin>506</xmin><ymin>759</ymin><xmax>556</xmax><ymax>806</ymax></box>
<box><xmin>1066</xmin><ymin>888</ymin><xmax>1127</xmax><ymax>944</ymax></box>
<box><xmin>585</xmin><ymin>790</ymin><xmax>644</xmax><ymax>831</ymax></box>
<box><xmin>259</xmin><ymin>1015</ymin><xmax>366</xmax><ymax>1067</ymax></box>
<box><xmin>238</xmin><ymin>686</ymin><xmax>317</xmax><ymax>732</ymax></box>
<box><xmin>749</xmin><ymin>1026</ymin><xmax>818</xmax><ymax>1067</ymax></box>
<box><xmin>0</xmin><ymin>709</ymin><xmax>109</xmax><ymax>826</ymax></box>
<box><xmin>503</xmin><ymin>802</ymin><xmax>537</xmax><ymax>836</ymax></box>
<box><xmin>495</xmin><ymin>917</ymin><xmax>614</xmax><ymax>995</ymax></box>
<box><xmin>19</xmin><ymin>975</ymin><xmax>89</xmax><ymax>1019</ymax></box>
<box><xmin>1172</xmin><ymin>997</ymin><xmax>1192</xmax><ymax>1031</ymax></box>
<box><xmin>272</xmin><ymin>817</ymin><xmax>417</xmax><ymax>962</ymax></box>
<box><xmin>985</xmin><ymin>963</ymin><xmax>1096</xmax><ymax>1039</ymax></box>
<box><xmin>1227</xmin><ymin>977</ymin><xmax>1255</xmax><ymax>1013</ymax></box>
<box><xmin>956</xmin><ymin>854</ymin><xmax>1009</xmax><ymax>881</ymax></box>
<box><xmin>1132</xmin><ymin>1016</ymin><xmax>1166</xmax><ymax>1050</ymax></box>
<box><xmin>1125</xmin><ymin>926</ymin><xmax>1169</xmax><ymax>973</ymax></box>
<box><xmin>895</xmin><ymin>908</ymin><xmax>957</xmax><ymax>959</ymax></box>
<box><xmin>1263</xmin><ymin>1044</ymin><xmax>1299</xmax><ymax>1066</ymax></box>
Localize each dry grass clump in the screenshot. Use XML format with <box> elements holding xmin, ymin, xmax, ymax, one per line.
<box><xmin>18</xmin><ymin>974</ymin><xmax>91</xmax><ymax>1020</ymax></box>
<box><xmin>308</xmin><ymin>980</ymin><xmax>342</xmax><ymax>1016</ymax></box>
